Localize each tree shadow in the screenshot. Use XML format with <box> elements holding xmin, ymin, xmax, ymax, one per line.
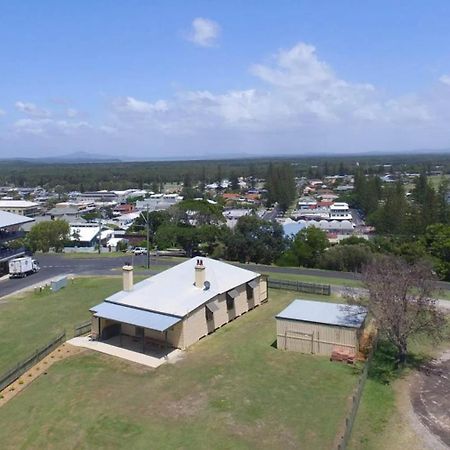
<box><xmin>368</xmin><ymin>340</ymin><xmax>433</xmax><ymax>384</ymax></box>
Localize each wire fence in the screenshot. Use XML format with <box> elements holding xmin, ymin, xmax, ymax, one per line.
<box><xmin>268</xmin><ymin>278</ymin><xmax>331</xmax><ymax>296</ymax></box>
<box><xmin>0</xmin><ymin>331</ymin><xmax>66</xmax><ymax>392</ymax></box>
<box><xmin>335</xmin><ymin>335</ymin><xmax>379</xmax><ymax>450</ymax></box>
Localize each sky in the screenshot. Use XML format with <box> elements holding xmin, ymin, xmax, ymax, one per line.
<box><xmin>1</xmin><ymin>0</ymin><xmax>450</xmax><ymax>159</ymax></box>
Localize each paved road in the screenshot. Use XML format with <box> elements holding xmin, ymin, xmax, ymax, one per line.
<box><xmin>261</xmin><ymin>206</ymin><xmax>281</xmax><ymax>221</ymax></box>
<box><xmin>0</xmin><ymin>254</ymin><xmax>170</xmax><ymax>299</ymax></box>
<box><xmin>1</xmin><ymin>253</ymin><xmax>449</xmax><ymax>299</ymax></box>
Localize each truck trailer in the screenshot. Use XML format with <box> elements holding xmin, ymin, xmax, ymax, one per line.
<box><xmin>8</xmin><ymin>257</ymin><xmax>40</xmax><ymax>278</ymax></box>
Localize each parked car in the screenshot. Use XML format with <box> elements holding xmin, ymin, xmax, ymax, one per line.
<box><xmin>132</xmin><ymin>247</ymin><xmax>148</xmax><ymax>255</ymax></box>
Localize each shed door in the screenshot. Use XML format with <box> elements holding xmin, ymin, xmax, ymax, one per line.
<box><xmin>284</xmin><ymin>330</ymin><xmax>314</xmax><ymax>354</ymax></box>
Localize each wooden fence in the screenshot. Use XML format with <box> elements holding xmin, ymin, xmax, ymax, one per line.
<box><xmin>73</xmin><ymin>320</ymin><xmax>92</xmax><ymax>337</ymax></box>
<box><xmin>268</xmin><ymin>278</ymin><xmax>331</xmax><ymax>296</ymax></box>
<box><xmin>335</xmin><ymin>335</ymin><xmax>379</xmax><ymax>450</ymax></box>
<box><xmin>0</xmin><ymin>331</ymin><xmax>66</xmax><ymax>392</ymax></box>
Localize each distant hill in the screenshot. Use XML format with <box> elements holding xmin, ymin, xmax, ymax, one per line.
<box><xmin>0</xmin><ymin>151</ymin><xmax>122</xmax><ymax>164</ymax></box>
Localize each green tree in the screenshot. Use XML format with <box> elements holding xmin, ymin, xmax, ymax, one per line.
<box><xmin>27</xmin><ymin>220</ymin><xmax>70</xmax><ymax>253</ymax></box>
<box><xmin>225</xmin><ymin>216</ymin><xmax>285</xmax><ymax>264</ymax></box>
<box><xmin>229</xmin><ymin>172</ymin><xmax>240</xmax><ymax>191</ymax></box>
<box><xmin>319</xmin><ymin>244</ymin><xmax>372</xmax><ymax>272</ymax></box>
<box><xmin>278</xmin><ymin>227</ymin><xmax>328</xmax><ymax>267</ymax></box>
<box><xmin>369</xmin><ymin>181</ymin><xmax>409</xmax><ymax>235</ymax></box>
<box><xmin>411</xmin><ymin>172</ymin><xmax>439</xmax><ymax>234</ymax></box>
<box><xmin>265</xmin><ymin>163</ymin><xmax>296</xmax><ymax>211</ymax></box>
<box><xmin>422</xmin><ymin>224</ymin><xmax>450</xmax><ymax>280</ymax></box>
<box><xmin>174</xmin><ymin>199</ymin><xmax>224</xmax><ymax>226</ymax></box>
<box><xmin>437</xmin><ymin>178</ymin><xmax>450</xmax><ymax>224</ymax></box>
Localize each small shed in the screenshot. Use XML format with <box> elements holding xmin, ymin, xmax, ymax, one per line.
<box><xmin>276</xmin><ymin>300</ymin><xmax>367</xmax><ymax>356</ymax></box>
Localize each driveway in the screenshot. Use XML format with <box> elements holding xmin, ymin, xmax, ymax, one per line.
<box><xmin>411</xmin><ymin>351</ymin><xmax>450</xmax><ymax>448</ymax></box>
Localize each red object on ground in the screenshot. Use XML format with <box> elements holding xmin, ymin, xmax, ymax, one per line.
<box><xmin>331</xmin><ymin>347</ymin><xmax>356</xmax><ymax>364</ymax></box>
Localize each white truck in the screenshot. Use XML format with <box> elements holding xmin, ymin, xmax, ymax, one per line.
<box><xmin>8</xmin><ymin>257</ymin><xmax>40</xmax><ymax>279</ymax></box>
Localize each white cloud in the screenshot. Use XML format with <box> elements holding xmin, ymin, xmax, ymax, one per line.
<box><xmin>110</xmin><ymin>42</ymin><xmax>434</xmax><ymax>138</ymax></box>
<box><xmin>439</xmin><ymin>74</ymin><xmax>450</xmax><ymax>86</ymax></box>
<box><xmin>186</xmin><ymin>17</ymin><xmax>220</xmax><ymax>47</ymax></box>
<box><xmin>4</xmin><ymin>42</ymin><xmax>450</xmax><ymax>157</ymax></box>
<box><xmin>12</xmin><ymin>118</ymin><xmax>91</xmax><ymax>136</ymax></box>
<box><xmin>0</xmin><ymin>108</ymin><xmax>5</xmax><ymax>117</ymax></box>
<box><xmin>66</xmin><ymin>108</ymin><xmax>78</xmax><ymax>118</ymax></box>
<box><xmin>113</xmin><ymin>96</ymin><xmax>168</xmax><ymax>114</ymax></box>
<box><xmin>15</xmin><ymin>101</ymin><xmax>51</xmax><ymax>118</ymax></box>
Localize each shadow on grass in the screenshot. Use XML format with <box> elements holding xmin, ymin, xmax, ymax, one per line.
<box><xmin>270</xmin><ymin>340</ymin><xmax>278</xmax><ymax>349</ymax></box>
<box><xmin>368</xmin><ymin>340</ymin><xmax>432</xmax><ymax>385</ymax></box>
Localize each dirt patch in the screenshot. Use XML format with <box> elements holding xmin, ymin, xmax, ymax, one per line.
<box><xmin>0</xmin><ymin>343</ymin><xmax>86</xmax><ymax>407</ymax></box>
<box><xmin>160</xmin><ymin>391</ymin><xmax>209</xmax><ymax>418</ymax></box>
<box><xmin>411</xmin><ymin>351</ymin><xmax>450</xmax><ymax>449</ymax></box>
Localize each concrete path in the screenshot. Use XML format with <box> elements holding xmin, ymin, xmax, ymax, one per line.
<box><xmin>67</xmin><ymin>336</ymin><xmax>184</xmax><ymax>368</ymax></box>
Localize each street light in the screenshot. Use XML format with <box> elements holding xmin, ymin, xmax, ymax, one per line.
<box><xmin>138</xmin><ymin>206</ymin><xmax>151</xmax><ymax>269</ymax></box>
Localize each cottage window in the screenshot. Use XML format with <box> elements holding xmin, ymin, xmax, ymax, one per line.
<box><xmin>246</xmin><ymin>284</ymin><xmax>254</xmax><ymax>300</ymax></box>
<box><xmin>205</xmin><ymin>306</ymin><xmax>213</xmax><ymax>321</ymax></box>
<box><xmin>226</xmin><ymin>294</ymin><xmax>234</xmax><ymax>311</ymax></box>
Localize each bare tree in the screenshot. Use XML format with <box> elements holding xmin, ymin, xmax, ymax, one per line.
<box><xmin>348</xmin><ymin>255</ymin><xmax>445</xmax><ymax>367</ymax></box>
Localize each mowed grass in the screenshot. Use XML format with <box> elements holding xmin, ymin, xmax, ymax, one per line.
<box><xmin>0</xmin><ymin>277</ymin><xmax>136</xmax><ymax>374</ymax></box>
<box><xmin>0</xmin><ymin>287</ymin><xmax>358</xmax><ymax>450</ymax></box>
<box><xmin>261</xmin><ymin>271</ymin><xmax>363</xmax><ymax>288</ymax></box>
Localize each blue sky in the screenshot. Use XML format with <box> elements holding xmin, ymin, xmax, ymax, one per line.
<box><xmin>1</xmin><ymin>0</ymin><xmax>450</xmax><ymax>159</ymax></box>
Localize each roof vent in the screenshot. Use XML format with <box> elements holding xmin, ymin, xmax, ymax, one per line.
<box><xmin>204</xmin><ymin>280</ymin><xmax>210</xmax><ymax>290</ymax></box>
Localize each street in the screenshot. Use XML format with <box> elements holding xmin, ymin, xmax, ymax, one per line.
<box><xmin>1</xmin><ymin>253</ymin><xmax>449</xmax><ymax>300</ymax></box>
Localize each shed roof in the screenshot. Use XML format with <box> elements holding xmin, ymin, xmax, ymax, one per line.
<box><xmin>105</xmin><ymin>257</ymin><xmax>260</xmax><ymax>317</ymax></box>
<box><xmin>91</xmin><ymin>302</ymin><xmax>181</xmax><ymax>332</ymax></box>
<box><xmin>0</xmin><ymin>210</ymin><xmax>34</xmax><ymax>228</ymax></box>
<box><xmin>276</xmin><ymin>299</ymin><xmax>367</xmax><ymax>329</ymax></box>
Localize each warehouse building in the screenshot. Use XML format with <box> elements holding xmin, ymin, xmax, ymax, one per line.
<box><xmin>90</xmin><ymin>257</ymin><xmax>268</xmax><ymax>352</ymax></box>
<box><xmin>276</xmin><ymin>299</ymin><xmax>367</xmax><ymax>356</ymax></box>
<box><xmin>0</xmin><ymin>200</ymin><xmax>41</xmax><ymax>217</ymax></box>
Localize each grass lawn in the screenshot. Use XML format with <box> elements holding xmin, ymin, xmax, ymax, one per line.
<box><xmin>0</xmin><ymin>277</ymin><xmax>130</xmax><ymax>374</ymax></box>
<box><xmin>0</xmin><ymin>288</ymin><xmax>358</xmax><ymax>450</ymax></box>
<box><xmin>261</xmin><ymin>271</ymin><xmax>363</xmax><ymax>288</ymax></box>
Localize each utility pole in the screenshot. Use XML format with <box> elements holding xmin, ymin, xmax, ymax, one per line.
<box><xmin>146</xmin><ymin>206</ymin><xmax>150</xmax><ymax>269</ymax></box>
<box><xmin>98</xmin><ymin>216</ymin><xmax>102</xmax><ymax>254</ymax></box>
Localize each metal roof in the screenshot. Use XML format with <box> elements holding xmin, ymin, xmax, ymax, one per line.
<box><xmin>276</xmin><ymin>300</ymin><xmax>367</xmax><ymax>329</ymax></box>
<box><xmin>0</xmin><ymin>200</ymin><xmax>40</xmax><ymax>208</ymax></box>
<box><xmin>0</xmin><ymin>210</ymin><xmax>34</xmax><ymax>228</ymax></box>
<box><xmin>90</xmin><ymin>302</ymin><xmax>181</xmax><ymax>332</ymax></box>
<box><xmin>105</xmin><ymin>257</ymin><xmax>260</xmax><ymax>318</ymax></box>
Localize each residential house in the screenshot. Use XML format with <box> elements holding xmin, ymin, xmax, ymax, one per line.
<box><xmin>90</xmin><ymin>258</ymin><xmax>268</xmax><ymax>351</ymax></box>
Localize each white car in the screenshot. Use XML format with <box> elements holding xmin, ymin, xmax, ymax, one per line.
<box><xmin>133</xmin><ymin>247</ymin><xmax>148</xmax><ymax>255</ymax></box>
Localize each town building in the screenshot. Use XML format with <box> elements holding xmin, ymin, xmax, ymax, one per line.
<box><xmin>90</xmin><ymin>258</ymin><xmax>268</xmax><ymax>351</ymax></box>
<box><xmin>135</xmin><ymin>194</ymin><xmax>183</xmax><ymax>212</ymax></box>
<box><xmin>65</xmin><ymin>223</ymin><xmax>102</xmax><ymax>251</ymax></box>
<box><xmin>0</xmin><ymin>200</ymin><xmax>41</xmax><ymax>217</ymax></box>
<box><xmin>0</xmin><ymin>210</ymin><xmax>34</xmax><ymax>275</ymax></box>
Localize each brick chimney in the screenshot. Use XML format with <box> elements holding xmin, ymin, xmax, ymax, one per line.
<box><xmin>122</xmin><ymin>264</ymin><xmax>134</xmax><ymax>291</ymax></box>
<box><xmin>194</xmin><ymin>259</ymin><xmax>206</xmax><ymax>288</ymax></box>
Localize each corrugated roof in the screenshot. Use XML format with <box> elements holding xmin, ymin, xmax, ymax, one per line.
<box><xmin>91</xmin><ymin>302</ymin><xmax>181</xmax><ymax>332</ymax></box>
<box><xmin>276</xmin><ymin>299</ymin><xmax>367</xmax><ymax>328</ymax></box>
<box><xmin>0</xmin><ymin>200</ymin><xmax>39</xmax><ymax>208</ymax></box>
<box><xmin>0</xmin><ymin>210</ymin><xmax>34</xmax><ymax>228</ymax></box>
<box><xmin>105</xmin><ymin>257</ymin><xmax>260</xmax><ymax>317</ymax></box>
